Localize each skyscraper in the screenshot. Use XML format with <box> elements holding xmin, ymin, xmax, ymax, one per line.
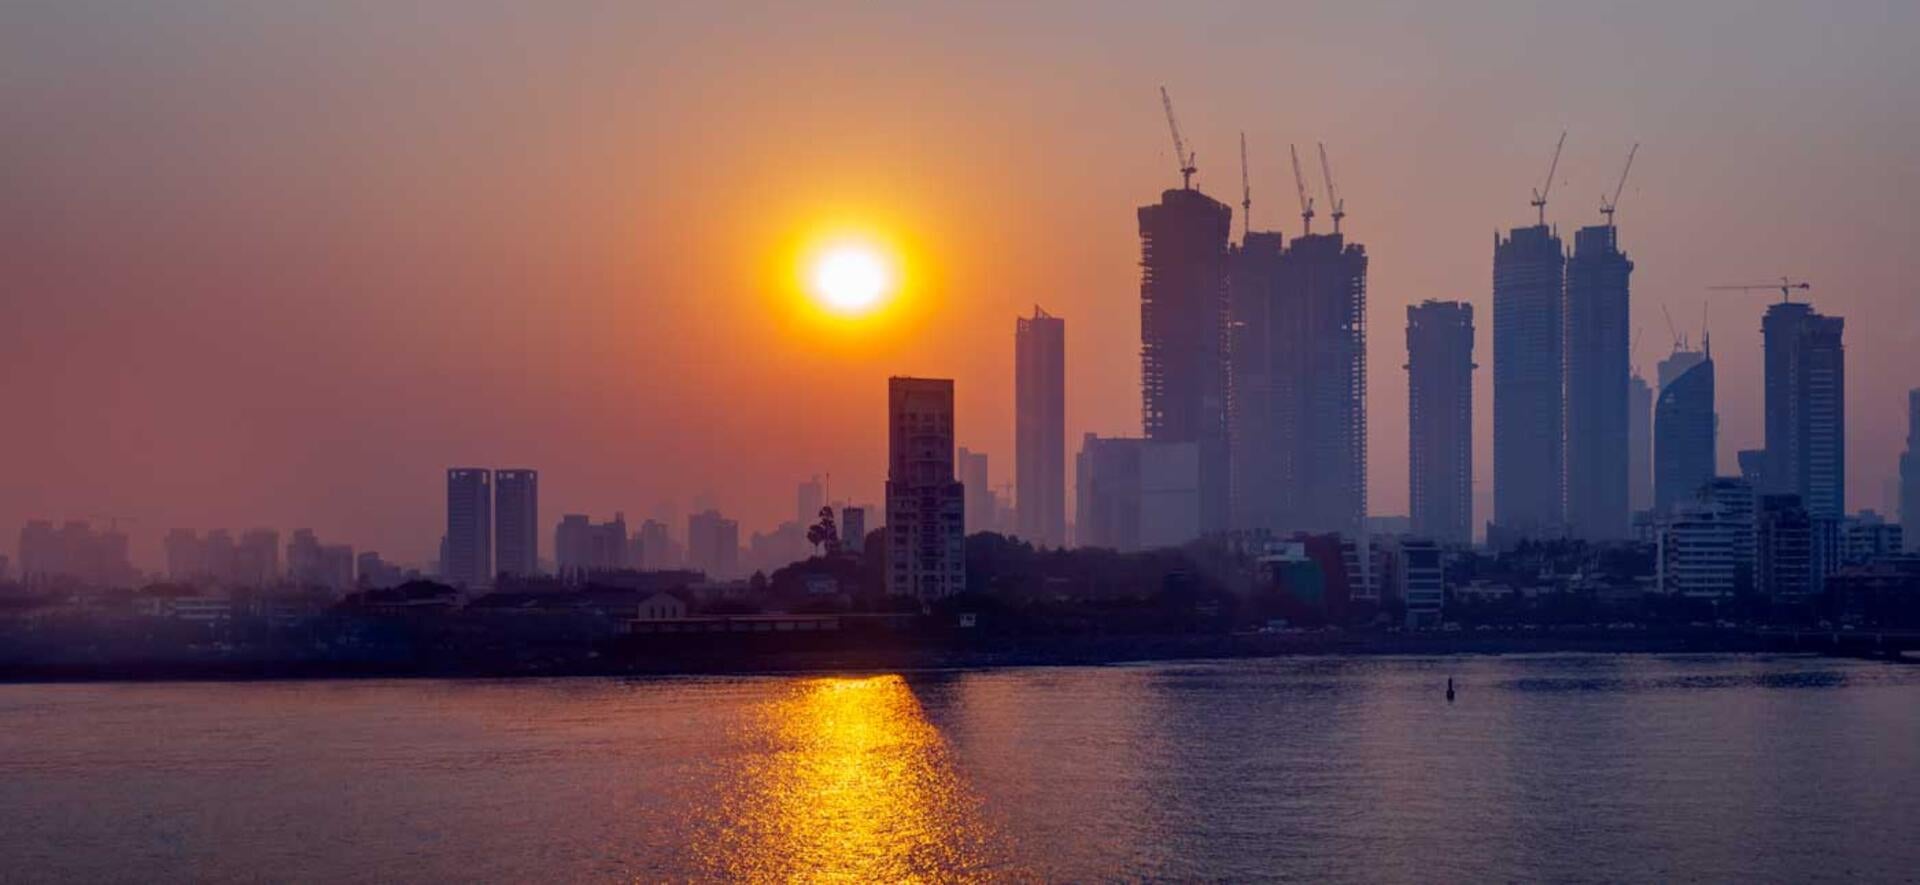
<box><xmin>1015</xmin><ymin>306</ymin><xmax>1067</xmax><ymax>547</ymax></box>
<box><xmin>1761</xmin><ymin>301</ymin><xmax>1846</xmax><ymax>516</ymax></box>
<box><xmin>444</xmin><ymin>468</ymin><xmax>491</xmax><ymax>587</ymax></box>
<box><xmin>1902</xmin><ymin>390</ymin><xmax>1920</xmax><ymax>551</ymax></box>
<box><xmin>1654</xmin><ymin>346</ymin><xmax>1715</xmax><ymax>513</ymax></box>
<box><xmin>1406</xmin><ymin>300</ymin><xmax>1475</xmax><ymax>545</ymax></box>
<box><xmin>1760</xmin><ymin>300</ymin><xmax>1845</xmax><ymax>579</ymax></box>
<box><xmin>1139</xmin><ymin>186</ymin><xmax>1233</xmax><ymax>534</ymax></box>
<box><xmin>796</xmin><ymin>476</ymin><xmax>825</xmax><ymax>526</ymax></box>
<box><xmin>1492</xmin><ymin>224</ymin><xmax>1566</xmax><ymax>536</ymax></box>
<box><xmin>956</xmin><ymin>446</ymin><xmax>992</xmax><ymax>535</ymax></box>
<box><xmin>1074</xmin><ymin>433</ymin><xmax>1201</xmax><ymax>553</ymax></box>
<box><xmin>494</xmin><ymin>469</ymin><xmax>539</xmax><ymax>578</ymax></box>
<box><xmin>686</xmin><ymin>509</ymin><xmax>739</xmax><ymax>579</ymax></box>
<box><xmin>1228</xmin><ymin>223</ymin><xmax>1368</xmax><ymax>536</ymax></box>
<box><xmin>885</xmin><ymin>377</ymin><xmax>965</xmax><ymax>599</ymax></box>
<box><xmin>1628</xmin><ymin>372</ymin><xmax>1654</xmax><ymax>514</ymax></box>
<box><xmin>1564</xmin><ymin>224</ymin><xmax>1633</xmax><ymax>539</ymax></box>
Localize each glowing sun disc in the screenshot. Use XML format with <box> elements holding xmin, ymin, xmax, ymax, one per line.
<box><xmin>810</xmin><ymin>245</ymin><xmax>893</xmax><ymax>314</ymax></box>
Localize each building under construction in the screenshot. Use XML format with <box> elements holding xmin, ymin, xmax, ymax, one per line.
<box><xmin>1564</xmin><ymin>223</ymin><xmax>1634</xmax><ymax>539</ymax></box>
<box><xmin>1138</xmin><ymin>186</ymin><xmax>1234</xmax><ymax>535</ymax></box>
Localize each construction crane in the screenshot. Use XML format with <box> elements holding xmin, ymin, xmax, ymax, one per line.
<box><xmin>1239</xmin><ymin>132</ymin><xmax>1252</xmax><ymax>239</ymax></box>
<box><xmin>1317</xmin><ymin>142</ymin><xmax>1346</xmax><ymax>235</ymax></box>
<box><xmin>1290</xmin><ymin>143</ymin><xmax>1315</xmax><ymax>235</ymax></box>
<box><xmin>1659</xmin><ymin>302</ymin><xmax>1685</xmax><ymax>352</ymax></box>
<box><xmin>1709</xmin><ymin>277</ymin><xmax>1812</xmax><ymax>304</ymax></box>
<box><xmin>1599</xmin><ymin>142</ymin><xmax>1638</xmax><ymax>226</ymax></box>
<box><xmin>1159</xmin><ymin>86</ymin><xmax>1197</xmax><ymax>190</ymax></box>
<box><xmin>1529</xmin><ymin>130</ymin><xmax>1567</xmax><ymax>226</ymax></box>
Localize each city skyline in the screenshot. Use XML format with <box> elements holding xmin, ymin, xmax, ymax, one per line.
<box><xmin>4</xmin><ymin>3</ymin><xmax>1918</xmax><ymax>568</ymax></box>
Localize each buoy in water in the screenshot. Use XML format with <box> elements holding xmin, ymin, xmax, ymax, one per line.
<box><xmin>1446</xmin><ymin>677</ymin><xmax>1456</xmax><ymax>702</ymax></box>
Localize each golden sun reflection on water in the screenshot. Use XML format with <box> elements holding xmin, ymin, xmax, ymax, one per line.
<box><xmin>696</xmin><ymin>675</ymin><xmax>1006</xmax><ymax>883</ymax></box>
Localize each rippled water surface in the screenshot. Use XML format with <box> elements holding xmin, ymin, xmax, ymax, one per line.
<box><xmin>3</xmin><ymin>654</ymin><xmax>1918</xmax><ymax>882</ymax></box>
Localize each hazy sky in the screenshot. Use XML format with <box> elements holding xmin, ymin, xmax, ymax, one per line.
<box><xmin>4</xmin><ymin>1</ymin><xmax>1917</xmax><ymax>568</ymax></box>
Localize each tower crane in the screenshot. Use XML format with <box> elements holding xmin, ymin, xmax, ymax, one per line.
<box><xmin>1708</xmin><ymin>277</ymin><xmax>1812</xmax><ymax>304</ymax></box>
<box><xmin>1599</xmin><ymin>142</ymin><xmax>1638</xmax><ymax>226</ymax></box>
<box><xmin>1290</xmin><ymin>144</ymin><xmax>1315</xmax><ymax>235</ymax></box>
<box><xmin>1239</xmin><ymin>132</ymin><xmax>1252</xmax><ymax>239</ymax></box>
<box><xmin>1529</xmin><ymin>131</ymin><xmax>1567</xmax><ymax>226</ymax></box>
<box><xmin>1317</xmin><ymin>142</ymin><xmax>1346</xmax><ymax>235</ymax></box>
<box><xmin>1159</xmin><ymin>86</ymin><xmax>1197</xmax><ymax>190</ymax></box>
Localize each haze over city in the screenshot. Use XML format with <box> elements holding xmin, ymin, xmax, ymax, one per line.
<box><xmin>5</xmin><ymin>1</ymin><xmax>1917</xmax><ymax>567</ymax></box>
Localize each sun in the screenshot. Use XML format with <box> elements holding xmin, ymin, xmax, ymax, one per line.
<box><xmin>809</xmin><ymin>242</ymin><xmax>895</xmax><ymax>315</ymax></box>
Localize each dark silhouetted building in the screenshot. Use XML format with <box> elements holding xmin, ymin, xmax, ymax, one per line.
<box><xmin>1492</xmin><ymin>224</ymin><xmax>1566</xmax><ymax>537</ymax></box>
<box><xmin>1628</xmin><ymin>372</ymin><xmax>1654</xmax><ymax>514</ymax></box>
<box><xmin>636</xmin><ymin>518</ymin><xmax>679</xmax><ymax>570</ymax></box>
<box><xmin>1016</xmin><ymin>306</ymin><xmax>1067</xmax><ymax>546</ymax></box>
<box><xmin>1075</xmin><ymin>433</ymin><xmax>1201</xmax><ymax>552</ymax></box>
<box><xmin>444</xmin><ymin>468</ymin><xmax>492</xmax><ymax>588</ymax></box>
<box><xmin>796</xmin><ymin>476</ymin><xmax>825</xmax><ymax>527</ymax></box>
<box><xmin>885</xmin><ymin>377</ymin><xmax>965</xmax><ymax>599</ymax></box>
<box><xmin>1564</xmin><ymin>224</ymin><xmax>1633</xmax><ymax>539</ymax></box>
<box><xmin>1903</xmin><ymin>390</ymin><xmax>1920</xmax><ymax>551</ymax></box>
<box><xmin>840</xmin><ymin>506</ymin><xmax>868</xmax><ymax>553</ymax></box>
<box><xmin>1654</xmin><ymin>346</ymin><xmax>1715</xmax><ymax>513</ymax></box>
<box><xmin>1406</xmin><ymin>300</ymin><xmax>1475</xmax><ymax>545</ymax></box>
<box><xmin>1757</xmin><ymin>494</ymin><xmax>1813</xmax><ymax>601</ymax></box>
<box><xmin>1139</xmin><ymin>186</ymin><xmax>1232</xmax><ymax>535</ymax></box>
<box><xmin>1759</xmin><ymin>301</ymin><xmax>1845</xmax><ymax>580</ymax></box>
<box><xmin>957</xmin><ymin>446</ymin><xmax>994</xmax><ymax>535</ymax></box>
<box><xmin>1228</xmin><ymin>230</ymin><xmax>1286</xmax><ymax>532</ymax></box>
<box><xmin>556</xmin><ymin>512</ymin><xmax>628</xmax><ymax>580</ymax></box>
<box><xmin>686</xmin><ymin>509</ymin><xmax>739</xmax><ymax>579</ymax></box>
<box><xmin>494</xmin><ymin>468</ymin><xmax>539</xmax><ymax>578</ymax></box>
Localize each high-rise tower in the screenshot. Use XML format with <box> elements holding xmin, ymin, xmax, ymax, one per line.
<box><xmin>494</xmin><ymin>469</ymin><xmax>539</xmax><ymax>578</ymax></box>
<box><xmin>1406</xmin><ymin>300</ymin><xmax>1475</xmax><ymax>545</ymax></box>
<box><xmin>444</xmin><ymin>468</ymin><xmax>492</xmax><ymax>587</ymax></box>
<box><xmin>1654</xmin><ymin>347</ymin><xmax>1715</xmax><ymax>513</ymax></box>
<box><xmin>1492</xmin><ymin>224</ymin><xmax>1566</xmax><ymax>537</ymax></box>
<box><xmin>1902</xmin><ymin>389</ymin><xmax>1920</xmax><ymax>551</ymax></box>
<box><xmin>1760</xmin><ymin>301</ymin><xmax>1846</xmax><ymax>519</ymax></box>
<box><xmin>1139</xmin><ymin>187</ymin><xmax>1233</xmax><ymax>535</ymax></box>
<box><xmin>1015</xmin><ymin>307</ymin><xmax>1066</xmax><ymax>546</ymax></box>
<box><xmin>1628</xmin><ymin>373</ymin><xmax>1654</xmax><ymax>515</ymax></box>
<box><xmin>885</xmin><ymin>377</ymin><xmax>965</xmax><ymax>599</ymax></box>
<box><xmin>1564</xmin><ymin>224</ymin><xmax>1633</xmax><ymax>539</ymax></box>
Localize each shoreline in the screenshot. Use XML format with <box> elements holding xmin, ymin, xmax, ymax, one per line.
<box><xmin>5</xmin><ymin>627</ymin><xmax>1901</xmax><ymax>685</ymax></box>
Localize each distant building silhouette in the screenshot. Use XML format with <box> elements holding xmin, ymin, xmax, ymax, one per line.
<box><xmin>1231</xmin><ymin>229</ymin><xmax>1369</xmax><ymax>535</ymax></box>
<box><xmin>1757</xmin><ymin>494</ymin><xmax>1813</xmax><ymax>601</ymax></box>
<box><xmin>796</xmin><ymin>476</ymin><xmax>825</xmax><ymax>527</ymax></box>
<box><xmin>1492</xmin><ymin>223</ymin><xmax>1566</xmax><ymax>537</ymax></box>
<box><xmin>556</xmin><ymin>512</ymin><xmax>627</xmax><ymax>581</ymax></box>
<box><xmin>1903</xmin><ymin>390</ymin><xmax>1920</xmax><ymax>551</ymax></box>
<box><xmin>1654</xmin><ymin>346</ymin><xmax>1715</xmax><ymax>513</ymax></box>
<box><xmin>1405</xmin><ymin>300</ymin><xmax>1475</xmax><ymax>546</ymax></box>
<box><xmin>636</xmin><ymin>518</ymin><xmax>679</xmax><ymax>570</ymax></box>
<box><xmin>235</xmin><ymin>528</ymin><xmax>280</xmax><ymax>586</ymax></box>
<box><xmin>686</xmin><ymin>509</ymin><xmax>739</xmax><ymax>579</ymax></box>
<box><xmin>1139</xmin><ymin>186</ymin><xmax>1233</xmax><ymax>534</ymax></box>
<box><xmin>1074</xmin><ymin>433</ymin><xmax>1201</xmax><ymax>552</ymax></box>
<box><xmin>1628</xmin><ymin>372</ymin><xmax>1654</xmax><ymax>514</ymax></box>
<box><xmin>885</xmin><ymin>377</ymin><xmax>965</xmax><ymax>598</ymax></box>
<box><xmin>444</xmin><ymin>468</ymin><xmax>492</xmax><ymax>587</ymax></box>
<box><xmin>1015</xmin><ymin>306</ymin><xmax>1067</xmax><ymax>546</ymax></box>
<box><xmin>1841</xmin><ymin>510</ymin><xmax>1903</xmax><ymax>565</ymax></box>
<box><xmin>1759</xmin><ymin>300</ymin><xmax>1845</xmax><ymax>581</ymax></box>
<box><xmin>288</xmin><ymin>528</ymin><xmax>354</xmax><ymax>591</ymax></box>
<box><xmin>17</xmin><ymin>519</ymin><xmax>135</xmax><ymax>587</ymax></box>
<box><xmin>1564</xmin><ymin>224</ymin><xmax>1633</xmax><ymax>539</ymax></box>
<box><xmin>494</xmin><ymin>469</ymin><xmax>539</xmax><ymax>578</ymax></box>
<box><xmin>840</xmin><ymin>506</ymin><xmax>868</xmax><ymax>553</ymax></box>
<box><xmin>957</xmin><ymin>446</ymin><xmax>994</xmax><ymax>535</ymax></box>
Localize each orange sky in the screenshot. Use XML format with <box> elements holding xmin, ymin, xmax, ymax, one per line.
<box><xmin>3</xmin><ymin>2</ymin><xmax>1917</xmax><ymax>567</ymax></box>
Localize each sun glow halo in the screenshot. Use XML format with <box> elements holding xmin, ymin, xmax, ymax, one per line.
<box><xmin>808</xmin><ymin>243</ymin><xmax>895</xmax><ymax>315</ymax></box>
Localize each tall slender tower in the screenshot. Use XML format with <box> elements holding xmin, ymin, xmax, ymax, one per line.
<box><xmin>1406</xmin><ymin>300</ymin><xmax>1475</xmax><ymax>545</ymax></box>
<box><xmin>493</xmin><ymin>469</ymin><xmax>539</xmax><ymax>578</ymax></box>
<box><xmin>1492</xmin><ymin>224</ymin><xmax>1566</xmax><ymax>537</ymax></box>
<box><xmin>1761</xmin><ymin>300</ymin><xmax>1845</xmax><ymax>579</ymax></box>
<box><xmin>1900</xmin><ymin>389</ymin><xmax>1919</xmax><ymax>551</ymax></box>
<box><xmin>885</xmin><ymin>377</ymin><xmax>965</xmax><ymax>599</ymax></box>
<box><xmin>444</xmin><ymin>468</ymin><xmax>492</xmax><ymax>587</ymax></box>
<box><xmin>1015</xmin><ymin>307</ymin><xmax>1066</xmax><ymax>546</ymax></box>
<box><xmin>1654</xmin><ymin>346</ymin><xmax>1715</xmax><ymax>513</ymax></box>
<box><xmin>1564</xmin><ymin>224</ymin><xmax>1633</xmax><ymax>539</ymax></box>
<box><xmin>1139</xmin><ymin>187</ymin><xmax>1233</xmax><ymax>535</ymax></box>
<box><xmin>1628</xmin><ymin>373</ymin><xmax>1654</xmax><ymax>514</ymax></box>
